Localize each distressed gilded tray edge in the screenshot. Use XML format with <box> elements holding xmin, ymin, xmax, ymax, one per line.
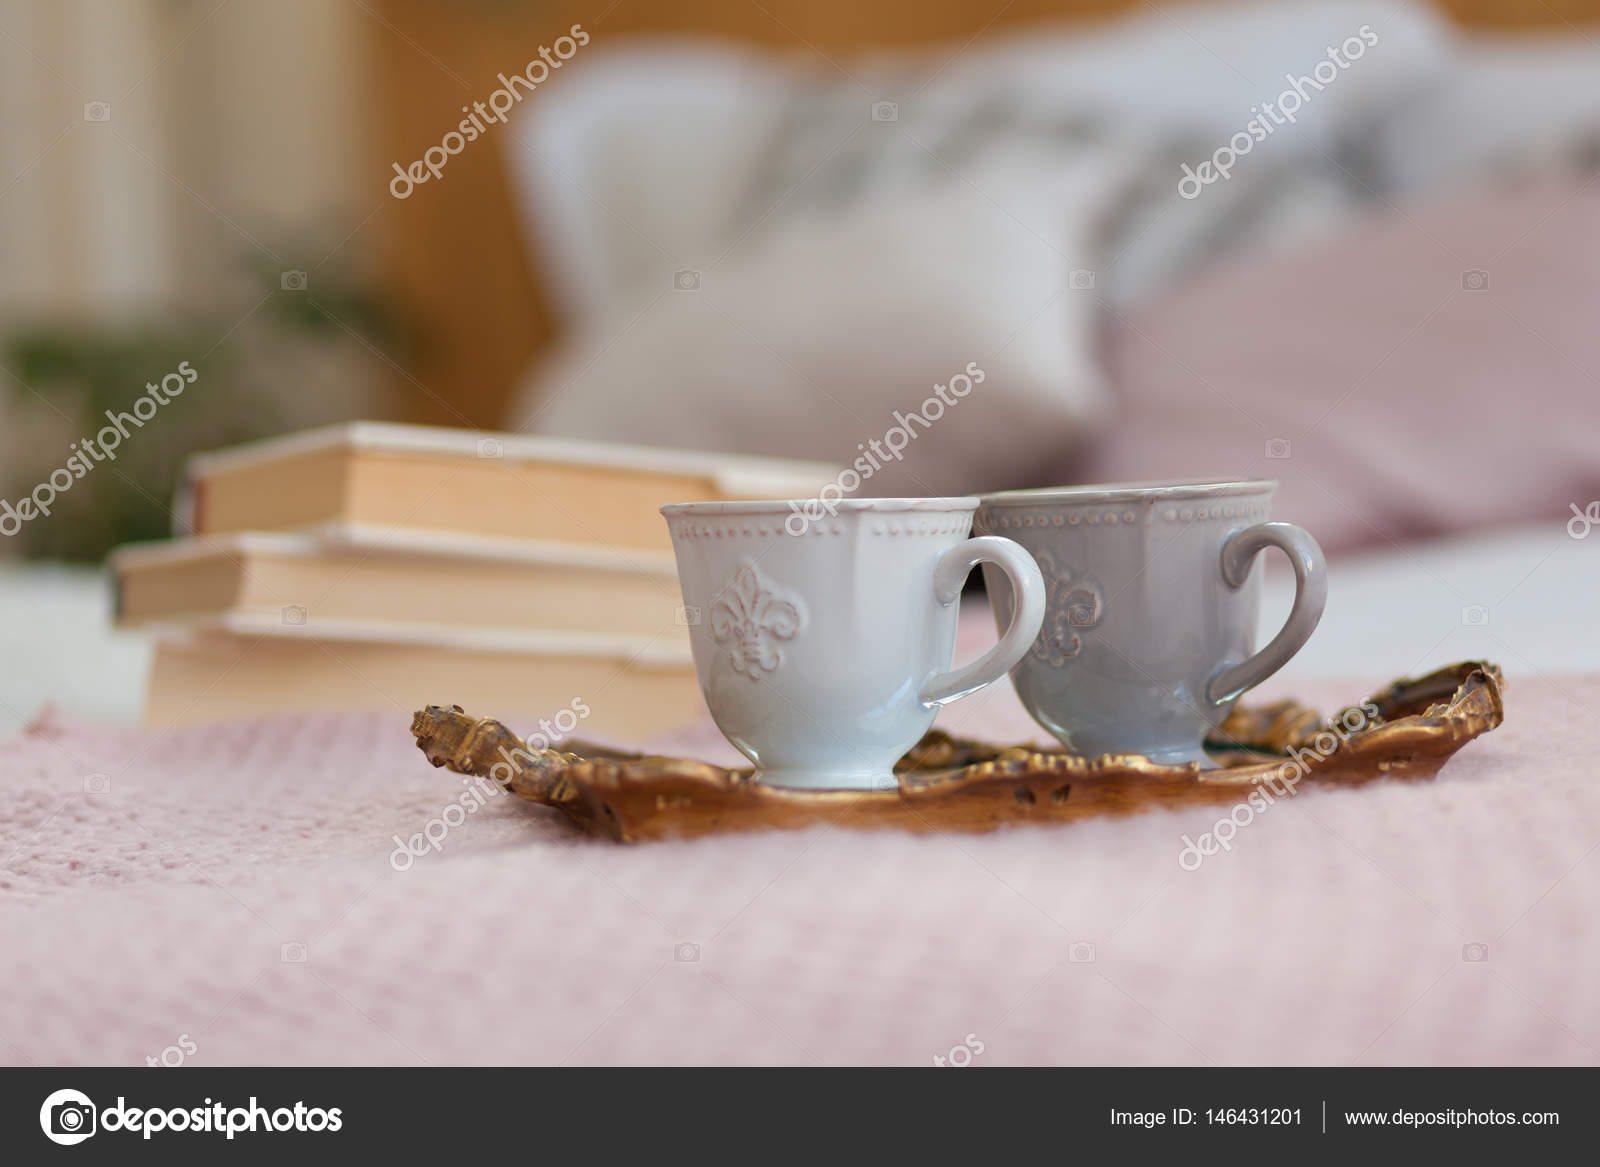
<box><xmin>410</xmin><ymin>661</ymin><xmax>1504</xmax><ymax>843</ymax></box>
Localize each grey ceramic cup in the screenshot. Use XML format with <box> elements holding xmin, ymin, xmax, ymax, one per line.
<box><xmin>974</xmin><ymin>480</ymin><xmax>1326</xmax><ymax>766</ymax></box>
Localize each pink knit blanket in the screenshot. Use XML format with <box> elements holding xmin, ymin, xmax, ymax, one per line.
<box><xmin>1</xmin><ymin>672</ymin><xmax>1592</xmax><ymax>1066</ymax></box>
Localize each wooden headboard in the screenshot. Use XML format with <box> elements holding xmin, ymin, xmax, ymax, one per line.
<box><xmin>370</xmin><ymin>0</ymin><xmax>1600</xmax><ymax>429</ymax></box>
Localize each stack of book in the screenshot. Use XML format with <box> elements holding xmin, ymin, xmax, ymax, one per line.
<box><xmin>110</xmin><ymin>423</ymin><xmax>837</xmax><ymax>736</ymax></box>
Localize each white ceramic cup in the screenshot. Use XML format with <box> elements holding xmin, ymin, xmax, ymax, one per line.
<box><xmin>661</xmin><ymin>498</ymin><xmax>1046</xmax><ymax>790</ymax></box>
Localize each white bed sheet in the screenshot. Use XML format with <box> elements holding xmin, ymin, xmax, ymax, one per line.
<box><xmin>1261</xmin><ymin>520</ymin><xmax>1600</xmax><ymax>683</ymax></box>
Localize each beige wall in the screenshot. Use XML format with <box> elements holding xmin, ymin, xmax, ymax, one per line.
<box><xmin>0</xmin><ymin>0</ymin><xmax>373</xmax><ymax>322</ymax></box>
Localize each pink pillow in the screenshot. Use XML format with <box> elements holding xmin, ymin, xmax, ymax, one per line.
<box><xmin>1080</xmin><ymin>175</ymin><xmax>1600</xmax><ymax>553</ymax></box>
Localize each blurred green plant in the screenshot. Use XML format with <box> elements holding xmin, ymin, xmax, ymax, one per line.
<box><xmin>2</xmin><ymin>260</ymin><xmax>399</xmax><ymax>563</ymax></box>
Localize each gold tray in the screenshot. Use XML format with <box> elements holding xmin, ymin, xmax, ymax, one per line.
<box><xmin>410</xmin><ymin>661</ymin><xmax>1503</xmax><ymax>843</ymax></box>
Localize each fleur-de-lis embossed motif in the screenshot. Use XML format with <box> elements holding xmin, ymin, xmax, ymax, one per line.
<box><xmin>710</xmin><ymin>562</ymin><xmax>804</xmax><ymax>678</ymax></box>
<box><xmin>1032</xmin><ymin>551</ymin><xmax>1102</xmax><ymax>666</ymax></box>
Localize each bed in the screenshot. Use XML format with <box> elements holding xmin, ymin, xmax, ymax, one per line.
<box><xmin>5</xmin><ymin>0</ymin><xmax>1599</xmax><ymax>1068</ymax></box>
<box><xmin>1</xmin><ymin>517</ymin><xmax>1595</xmax><ymax>1063</ymax></box>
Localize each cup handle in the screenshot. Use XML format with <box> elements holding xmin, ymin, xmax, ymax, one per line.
<box><xmin>1206</xmin><ymin>521</ymin><xmax>1327</xmax><ymax>706</ymax></box>
<box><xmin>919</xmin><ymin>536</ymin><xmax>1046</xmax><ymax>708</ymax></box>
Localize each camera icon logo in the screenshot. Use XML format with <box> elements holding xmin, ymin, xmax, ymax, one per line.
<box><xmin>674</xmin><ymin>269</ymin><xmax>701</xmax><ymax>291</ymax></box>
<box><xmin>674</xmin><ymin>942</ymin><xmax>700</xmax><ymax>963</ymax></box>
<box><xmin>1461</xmin><ymin>605</ymin><xmax>1490</xmax><ymax>627</ymax></box>
<box><xmin>1461</xmin><ymin>269</ymin><xmax>1489</xmax><ymax>291</ymax></box>
<box><xmin>84</xmin><ymin>773</ymin><xmax>111</xmax><ymax>795</ymax></box>
<box><xmin>40</xmin><ymin>1088</ymin><xmax>97</xmax><ymax>1145</ymax></box>
<box><xmin>1069</xmin><ymin>941</ymin><xmax>1096</xmax><ymax>963</ymax></box>
<box><xmin>281</xmin><ymin>941</ymin><xmax>308</xmax><ymax>963</ymax></box>
<box><xmin>82</xmin><ymin>101</ymin><xmax>111</xmax><ymax>123</ymax></box>
<box><xmin>281</xmin><ymin>604</ymin><xmax>308</xmax><ymax>626</ymax></box>
<box><xmin>1462</xmin><ymin>942</ymin><xmax>1489</xmax><ymax>962</ymax></box>
<box><xmin>281</xmin><ymin>269</ymin><xmax>308</xmax><ymax>292</ymax></box>
<box><xmin>871</xmin><ymin>101</ymin><xmax>899</xmax><ymax>122</ymax></box>
<box><xmin>1069</xmin><ymin>268</ymin><xmax>1096</xmax><ymax>290</ymax></box>
<box><xmin>675</xmin><ymin>605</ymin><xmax>702</xmax><ymax>627</ymax></box>
<box><xmin>1265</xmin><ymin>437</ymin><xmax>1292</xmax><ymax>460</ymax></box>
<box><xmin>476</xmin><ymin>437</ymin><xmax>504</xmax><ymax>460</ymax></box>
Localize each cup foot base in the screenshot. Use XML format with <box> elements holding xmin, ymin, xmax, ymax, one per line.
<box><xmin>754</xmin><ymin>769</ymin><xmax>900</xmax><ymax>792</ymax></box>
<box><xmin>1128</xmin><ymin>745</ymin><xmax>1220</xmax><ymax>770</ymax></box>
<box><xmin>1067</xmin><ymin>743</ymin><xmax>1220</xmax><ymax>769</ymax></box>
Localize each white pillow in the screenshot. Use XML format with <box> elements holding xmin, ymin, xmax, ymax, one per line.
<box><xmin>1375</xmin><ymin>38</ymin><xmax>1600</xmax><ymax>193</ymax></box>
<box><xmin>509</xmin><ymin>34</ymin><xmax>1136</xmax><ymax>494</ymax></box>
<box><xmin>514</xmin><ymin>144</ymin><xmax>1123</xmax><ymax>496</ymax></box>
<box><xmin>506</xmin><ymin>43</ymin><xmax>795</xmax><ymax>328</ymax></box>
